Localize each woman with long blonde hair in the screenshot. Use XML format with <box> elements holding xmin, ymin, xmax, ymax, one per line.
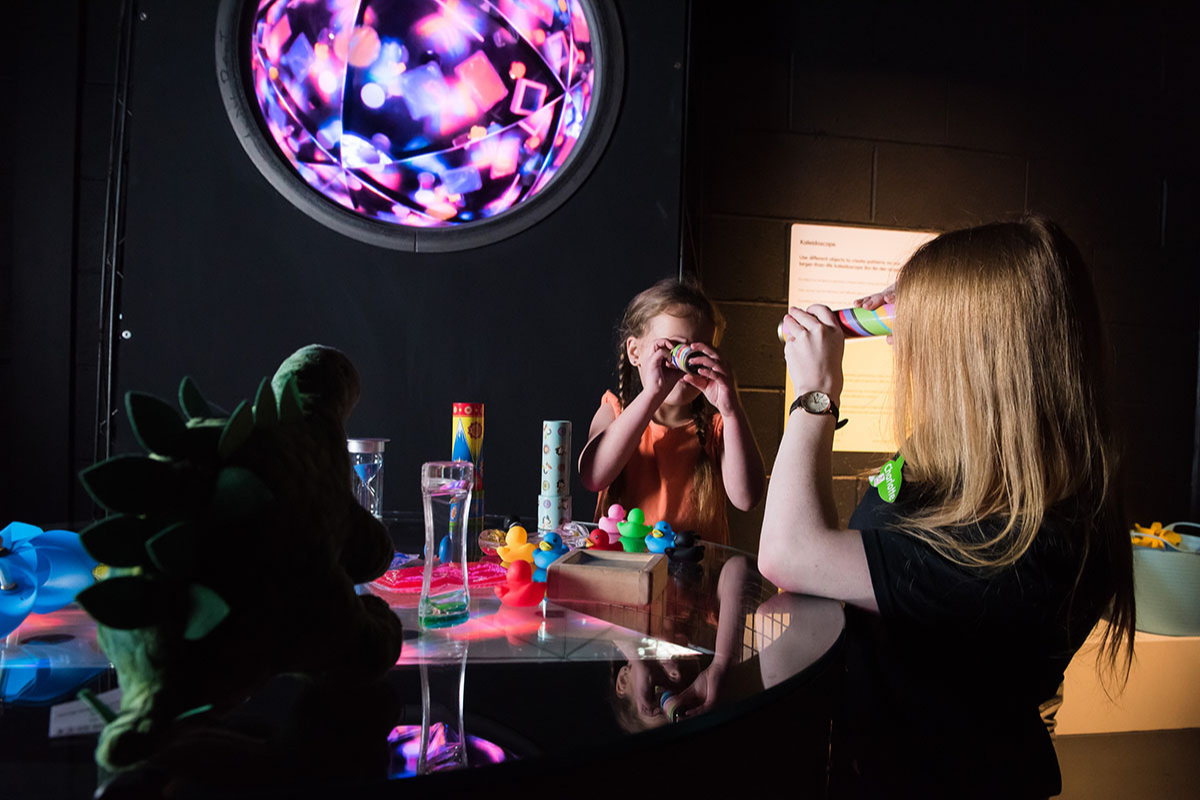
<box><xmin>758</xmin><ymin>215</ymin><xmax>1134</xmax><ymax>798</ymax></box>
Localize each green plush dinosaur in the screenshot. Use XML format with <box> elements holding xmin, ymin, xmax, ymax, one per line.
<box><xmin>76</xmin><ymin>345</ymin><xmax>404</xmax><ymax>772</ymax></box>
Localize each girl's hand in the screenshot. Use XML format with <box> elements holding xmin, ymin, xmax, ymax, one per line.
<box><xmin>639</xmin><ymin>338</ymin><xmax>686</xmax><ymax>400</ymax></box>
<box><xmin>628</xmin><ymin>658</ymin><xmax>682</xmax><ymax>718</ymax></box>
<box><xmin>678</xmin><ymin>343</ymin><xmax>740</xmax><ymax>416</ymax></box>
<box><xmin>853</xmin><ymin>283</ymin><xmax>895</xmax><ymax>310</ymax></box>
<box><xmin>671</xmin><ymin>659</ymin><xmax>728</xmax><ymax>719</ymax></box>
<box><xmin>781</xmin><ymin>305</ymin><xmax>844</xmax><ymax>399</ymax></box>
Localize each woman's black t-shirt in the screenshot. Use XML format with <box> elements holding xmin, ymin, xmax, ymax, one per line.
<box><xmin>831</xmin><ymin>480</ymin><xmax>1114</xmax><ymax>799</ymax></box>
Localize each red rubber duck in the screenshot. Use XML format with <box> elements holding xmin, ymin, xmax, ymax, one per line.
<box><xmin>494</xmin><ymin>561</ymin><xmax>547</xmax><ymax>607</ymax></box>
<box><xmin>586</xmin><ymin>527</ymin><xmax>622</xmax><ymax>551</ymax></box>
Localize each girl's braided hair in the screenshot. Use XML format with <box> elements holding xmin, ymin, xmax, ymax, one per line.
<box><xmin>601</xmin><ymin>277</ymin><xmax>727</xmax><ymax>527</ymax></box>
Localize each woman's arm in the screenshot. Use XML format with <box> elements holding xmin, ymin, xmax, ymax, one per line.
<box><xmin>758</xmin><ymin>406</ymin><xmax>876</xmax><ymax>610</ymax></box>
<box><xmin>756</xmin><ymin>305</ymin><xmax>877</xmax><ymax>611</ymax></box>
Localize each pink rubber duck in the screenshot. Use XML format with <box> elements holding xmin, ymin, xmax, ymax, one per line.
<box><xmin>597</xmin><ymin>503</ymin><xmax>626</xmax><ymax>546</ymax></box>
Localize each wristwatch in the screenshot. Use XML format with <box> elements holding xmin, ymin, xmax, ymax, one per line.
<box><xmin>790</xmin><ymin>390</ymin><xmax>848</xmax><ymax>429</ymax></box>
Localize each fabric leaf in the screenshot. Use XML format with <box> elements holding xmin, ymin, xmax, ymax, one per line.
<box><xmin>218</xmin><ymin>400</ymin><xmax>253</xmax><ymax>459</ymax></box>
<box><xmin>183</xmin><ymin>583</ymin><xmax>230</xmax><ymax>641</ymax></box>
<box><xmin>253</xmin><ymin>378</ymin><xmax>277</xmax><ymax>427</ymax></box>
<box><xmin>126</xmin><ymin>392</ymin><xmax>189</xmax><ymax>457</ymax></box>
<box><xmin>145</xmin><ymin>521</ymin><xmax>204</xmax><ymax>577</ymax></box>
<box><xmin>76</xmin><ymin>575</ymin><xmax>162</xmax><ymax>630</ymax></box>
<box><xmin>277</xmin><ymin>375</ymin><xmax>304</xmax><ymax>422</ymax></box>
<box><xmin>79</xmin><ymin>515</ymin><xmax>156</xmax><ymax>567</ymax></box>
<box><xmin>178</xmin><ymin>376</ymin><xmax>212</xmax><ymax>420</ymax></box>
<box><xmin>79</xmin><ymin>456</ymin><xmax>186</xmax><ymax>514</ymax></box>
<box><xmin>209</xmin><ymin>466</ymin><xmax>273</xmax><ymax>520</ymax></box>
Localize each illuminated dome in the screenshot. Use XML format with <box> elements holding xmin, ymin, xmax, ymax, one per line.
<box><xmin>218</xmin><ymin>0</ymin><xmax>621</xmax><ymax>250</ymax></box>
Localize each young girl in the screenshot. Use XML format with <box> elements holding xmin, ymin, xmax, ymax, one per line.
<box><xmin>758</xmin><ymin>215</ymin><xmax>1135</xmax><ymax>798</ymax></box>
<box><xmin>578</xmin><ymin>278</ymin><xmax>766</xmax><ymax>545</ymax></box>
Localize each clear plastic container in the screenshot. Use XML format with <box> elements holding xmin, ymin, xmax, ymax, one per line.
<box><xmin>419</xmin><ymin>461</ymin><xmax>474</xmax><ymax>630</ymax></box>
<box><xmin>348</xmin><ymin>438</ymin><xmax>389</xmax><ymax>518</ymax></box>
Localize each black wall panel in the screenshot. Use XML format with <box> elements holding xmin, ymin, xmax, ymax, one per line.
<box><xmin>2</xmin><ymin>3</ymin><xmax>82</xmax><ymax>523</ymax></box>
<box><xmin>112</xmin><ymin>1</ymin><xmax>687</xmax><ymax>521</ymax></box>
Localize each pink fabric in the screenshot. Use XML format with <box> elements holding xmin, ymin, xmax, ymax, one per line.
<box><xmin>372</xmin><ymin>561</ymin><xmax>509</xmax><ymax>594</ymax></box>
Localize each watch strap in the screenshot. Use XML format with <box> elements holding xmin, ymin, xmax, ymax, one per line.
<box><xmin>789</xmin><ymin>393</ymin><xmax>849</xmax><ymax>429</ymax></box>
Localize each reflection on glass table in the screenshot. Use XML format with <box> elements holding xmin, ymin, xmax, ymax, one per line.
<box><xmin>372</xmin><ymin>513</ymin><xmax>845</xmax><ymax>776</ymax></box>
<box><xmin>0</xmin><ymin>514</ymin><xmax>845</xmax><ymax>798</ymax></box>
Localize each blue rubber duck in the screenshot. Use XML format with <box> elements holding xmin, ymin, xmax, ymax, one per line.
<box><xmin>531</xmin><ymin>531</ymin><xmax>570</xmax><ymax>582</ymax></box>
<box><xmin>645</xmin><ymin>520</ymin><xmax>676</xmax><ymax>553</ymax></box>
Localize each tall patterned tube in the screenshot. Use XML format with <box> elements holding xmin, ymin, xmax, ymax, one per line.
<box><xmin>836</xmin><ymin>303</ymin><xmax>897</xmax><ymax>337</ymax></box>
<box><xmin>451</xmin><ymin>403</ymin><xmax>484</xmax><ymax>538</ymax></box>
<box><xmin>777</xmin><ymin>303</ymin><xmax>897</xmax><ymax>342</ymax></box>
<box><xmin>538</xmin><ymin>420</ymin><xmax>572</xmax><ymax>532</ymax></box>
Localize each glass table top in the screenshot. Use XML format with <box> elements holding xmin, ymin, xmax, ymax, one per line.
<box><xmin>0</xmin><ymin>513</ymin><xmax>845</xmax><ymax>797</ymax></box>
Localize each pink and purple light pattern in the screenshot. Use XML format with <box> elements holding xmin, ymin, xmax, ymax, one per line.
<box><xmin>249</xmin><ymin>0</ymin><xmax>599</xmax><ymax>227</ymax></box>
<box><xmin>387</xmin><ymin>722</ymin><xmax>511</xmax><ymax>777</ymax></box>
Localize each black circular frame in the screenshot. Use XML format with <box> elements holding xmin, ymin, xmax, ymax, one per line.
<box><xmin>215</xmin><ymin>0</ymin><xmax>625</xmax><ymax>252</ymax></box>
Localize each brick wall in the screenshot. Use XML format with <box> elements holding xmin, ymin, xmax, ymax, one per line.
<box><xmin>686</xmin><ymin>1</ymin><xmax>1200</xmax><ymax>551</ymax></box>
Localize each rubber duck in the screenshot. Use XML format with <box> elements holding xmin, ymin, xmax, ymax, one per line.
<box><xmin>617</xmin><ymin>508</ymin><xmax>650</xmax><ymax>553</ymax></box>
<box><xmin>532</xmin><ymin>531</ymin><xmax>570</xmax><ymax>582</ymax></box>
<box><xmin>645</xmin><ymin>520</ymin><xmax>676</xmax><ymax>553</ymax></box>
<box><xmin>586</xmin><ymin>526</ymin><xmax>621</xmax><ymax>550</ymax></box>
<box><xmin>496</xmin><ymin>524</ymin><xmax>536</xmax><ymax>564</ymax></box>
<box><xmin>597</xmin><ymin>503</ymin><xmax>626</xmax><ymax>546</ymax></box>
<box><xmin>664</xmin><ymin>529</ymin><xmax>704</xmax><ymax>563</ymax></box>
<box><xmin>494</xmin><ymin>561</ymin><xmax>546</xmax><ymax>607</ymax></box>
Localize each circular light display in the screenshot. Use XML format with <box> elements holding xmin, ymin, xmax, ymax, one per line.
<box><xmin>218</xmin><ymin>0</ymin><xmax>621</xmax><ymax>250</ymax></box>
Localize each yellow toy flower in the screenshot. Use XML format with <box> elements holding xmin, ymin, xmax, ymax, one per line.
<box><xmin>1132</xmin><ymin>522</ymin><xmax>1183</xmax><ymax>549</ymax></box>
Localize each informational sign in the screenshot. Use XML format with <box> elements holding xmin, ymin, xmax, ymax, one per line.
<box><xmin>786</xmin><ymin>223</ymin><xmax>938</xmax><ymax>453</ymax></box>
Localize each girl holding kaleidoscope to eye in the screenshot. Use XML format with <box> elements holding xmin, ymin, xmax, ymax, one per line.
<box><xmin>758</xmin><ymin>214</ymin><xmax>1135</xmax><ymax>798</ymax></box>
<box><xmin>578</xmin><ymin>278</ymin><xmax>766</xmax><ymax>546</ymax></box>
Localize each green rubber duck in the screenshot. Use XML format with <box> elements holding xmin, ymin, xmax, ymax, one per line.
<box><xmin>617</xmin><ymin>508</ymin><xmax>651</xmax><ymax>553</ymax></box>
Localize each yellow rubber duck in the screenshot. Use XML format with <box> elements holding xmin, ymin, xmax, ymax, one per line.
<box><xmin>496</xmin><ymin>524</ymin><xmax>536</xmax><ymax>564</ymax></box>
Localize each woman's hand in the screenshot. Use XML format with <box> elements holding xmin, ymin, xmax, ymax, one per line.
<box><xmin>781</xmin><ymin>305</ymin><xmax>845</xmax><ymax>399</ymax></box>
<box><xmin>853</xmin><ymin>283</ymin><xmax>895</xmax><ymax>310</ymax></box>
<box><xmin>678</xmin><ymin>343</ymin><xmax>740</xmax><ymax>416</ymax></box>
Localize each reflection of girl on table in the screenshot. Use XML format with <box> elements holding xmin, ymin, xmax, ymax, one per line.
<box><xmin>668</xmin><ymin>555</ymin><xmax>754</xmax><ymax>719</ymax></box>
<box><xmin>579</xmin><ymin>278</ymin><xmax>766</xmax><ymax>545</ymax></box>
<box><xmin>757</xmin><ymin>215</ymin><xmax>1135</xmax><ymax>798</ymax></box>
<box><xmin>610</xmin><ymin>556</ymin><xmax>757</xmax><ymax>730</ymax></box>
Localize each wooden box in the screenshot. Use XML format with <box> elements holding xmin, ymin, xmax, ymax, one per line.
<box><xmin>546</xmin><ymin>549</ymin><xmax>667</xmax><ymax>605</ymax></box>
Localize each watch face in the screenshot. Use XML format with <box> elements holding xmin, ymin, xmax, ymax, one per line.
<box><xmin>801</xmin><ymin>392</ymin><xmax>831</xmax><ymax>414</ymax></box>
